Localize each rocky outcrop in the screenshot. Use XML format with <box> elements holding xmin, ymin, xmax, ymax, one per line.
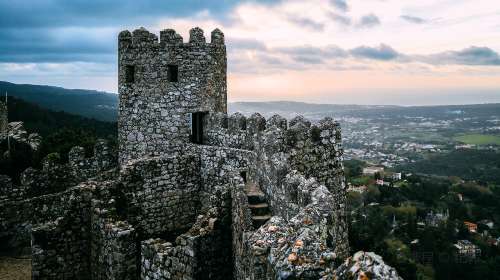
<box><xmin>4</xmin><ymin>121</ymin><xmax>41</xmax><ymax>151</ymax></box>
<box><xmin>332</xmin><ymin>251</ymin><xmax>403</xmax><ymax>280</ymax></box>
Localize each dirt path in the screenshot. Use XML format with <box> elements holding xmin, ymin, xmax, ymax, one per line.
<box><xmin>0</xmin><ymin>256</ymin><xmax>31</xmax><ymax>280</ymax></box>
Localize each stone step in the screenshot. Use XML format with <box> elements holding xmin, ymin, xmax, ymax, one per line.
<box><xmin>247</xmin><ymin>194</ymin><xmax>266</xmax><ymax>205</ymax></box>
<box><xmin>248</xmin><ymin>202</ymin><xmax>270</xmax><ymax>216</ymax></box>
<box><xmin>252</xmin><ymin>215</ymin><xmax>271</xmax><ymax>228</ymax></box>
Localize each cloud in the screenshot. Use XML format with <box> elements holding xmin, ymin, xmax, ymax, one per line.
<box><xmin>417</xmin><ymin>46</ymin><xmax>500</xmax><ymax>66</ymax></box>
<box><xmin>287</xmin><ymin>16</ymin><xmax>325</xmax><ymax>31</ymax></box>
<box><xmin>356</xmin><ymin>14</ymin><xmax>381</xmax><ymax>28</ymax></box>
<box><xmin>228</xmin><ymin>38</ymin><xmax>267</xmax><ymax>51</ymax></box>
<box><xmin>329</xmin><ymin>12</ymin><xmax>352</xmax><ymax>26</ymax></box>
<box><xmin>350</xmin><ymin>44</ymin><xmax>400</xmax><ymax>60</ymax></box>
<box><xmin>330</xmin><ymin>0</ymin><xmax>349</xmax><ymax>12</ymax></box>
<box><xmin>0</xmin><ymin>27</ymin><xmax>116</xmax><ymax>63</ymax></box>
<box><xmin>1</xmin><ymin>0</ymin><xmax>500</xmax><ymax>99</ymax></box>
<box><xmin>272</xmin><ymin>45</ymin><xmax>348</xmax><ymax>65</ymax></box>
<box><xmin>0</xmin><ymin>1</ymin><xmax>276</xmax><ymax>28</ymax></box>
<box><xmin>275</xmin><ymin>45</ymin><xmax>348</xmax><ymax>58</ymax></box>
<box><xmin>400</xmin><ymin>15</ymin><xmax>426</xmax><ymax>24</ymax></box>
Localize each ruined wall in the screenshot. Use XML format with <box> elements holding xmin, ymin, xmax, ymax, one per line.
<box><xmin>203</xmin><ymin>112</ymin><xmax>349</xmax><ymax>259</ymax></box>
<box><xmin>69</xmin><ymin>139</ymin><xmax>116</xmax><ymax>182</ymax></box>
<box><xmin>231</xmin><ymin>182</ymin><xmax>255</xmax><ymax>279</ymax></box>
<box><xmin>141</xmin><ymin>183</ymin><xmax>234</xmax><ymax>280</ymax></box>
<box><xmin>90</xmin><ymin>199</ymin><xmax>138</xmax><ymax>280</ymax></box>
<box><xmin>283</xmin><ymin>117</ymin><xmax>349</xmax><ymax>258</ymax></box>
<box><xmin>0</xmin><ymin>174</ymin><xmax>26</xmax><ymax>202</ymax></box>
<box><xmin>0</xmin><ymin>141</ymin><xmax>117</xmax><ymax>252</ymax></box>
<box><xmin>0</xmin><ymin>100</ymin><xmax>7</xmax><ymax>137</ymax></box>
<box><xmin>119</xmin><ymin>154</ymin><xmax>200</xmax><ymax>239</ymax></box>
<box><xmin>199</xmin><ymin>145</ymin><xmax>252</xmax><ymax>188</ymax></box>
<box><xmin>118</xmin><ymin>27</ymin><xmax>227</xmax><ymax>165</ymax></box>
<box><xmin>141</xmin><ymin>237</ymin><xmax>197</xmax><ymax>280</ymax></box>
<box><xmin>203</xmin><ymin>112</ymin><xmax>351</xmax><ymax>278</ymax></box>
<box><xmin>232</xmin><ymin>173</ymin><xmax>344</xmax><ymax>279</ymax></box>
<box><xmin>31</xmin><ymin>184</ymin><xmax>95</xmax><ymax>280</ymax></box>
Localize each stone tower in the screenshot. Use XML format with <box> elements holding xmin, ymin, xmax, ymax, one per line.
<box><xmin>118</xmin><ymin>27</ymin><xmax>227</xmax><ymax>165</ymax></box>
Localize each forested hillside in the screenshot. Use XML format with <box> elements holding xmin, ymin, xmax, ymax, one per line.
<box><xmin>0</xmin><ymin>81</ymin><xmax>117</xmax><ymax>121</ymax></box>
<box><xmin>1</xmin><ymin>97</ymin><xmax>116</xmax><ymax>180</ymax></box>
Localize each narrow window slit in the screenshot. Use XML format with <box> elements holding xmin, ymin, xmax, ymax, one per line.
<box><xmin>125</xmin><ymin>65</ymin><xmax>135</xmax><ymax>83</ymax></box>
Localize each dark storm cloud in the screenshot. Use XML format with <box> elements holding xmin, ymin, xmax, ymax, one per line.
<box><xmin>0</xmin><ymin>28</ymin><xmax>116</xmax><ymax>63</ymax></box>
<box><xmin>0</xmin><ymin>0</ymin><xmax>278</xmax><ymax>64</ymax></box>
<box><xmin>0</xmin><ymin>0</ymin><xmax>278</xmax><ymax>28</ymax></box>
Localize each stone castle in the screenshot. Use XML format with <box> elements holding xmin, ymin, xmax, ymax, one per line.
<box><xmin>0</xmin><ymin>27</ymin><xmax>401</xmax><ymax>279</ymax></box>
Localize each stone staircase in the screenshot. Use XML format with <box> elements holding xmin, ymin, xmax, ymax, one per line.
<box><xmin>244</xmin><ymin>183</ymin><xmax>271</xmax><ymax>228</ymax></box>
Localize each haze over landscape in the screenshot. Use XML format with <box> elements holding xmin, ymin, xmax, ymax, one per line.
<box><xmin>1</xmin><ymin>0</ymin><xmax>499</xmax><ymax>105</ymax></box>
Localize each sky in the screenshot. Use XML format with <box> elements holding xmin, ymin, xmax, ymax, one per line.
<box><xmin>0</xmin><ymin>0</ymin><xmax>500</xmax><ymax>105</ymax></box>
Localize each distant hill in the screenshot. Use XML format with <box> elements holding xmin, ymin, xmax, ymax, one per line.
<box><xmin>0</xmin><ymin>81</ymin><xmax>118</xmax><ymax>122</ymax></box>
<box><xmin>228</xmin><ymin>101</ymin><xmax>398</xmax><ymax>119</ymax></box>
<box><xmin>2</xmin><ymin>81</ymin><xmax>499</xmax><ymax>122</ymax></box>
<box><xmin>229</xmin><ymin>101</ymin><xmax>500</xmax><ymax>120</ymax></box>
<box><xmin>7</xmin><ymin>96</ymin><xmax>116</xmax><ymax>139</ymax></box>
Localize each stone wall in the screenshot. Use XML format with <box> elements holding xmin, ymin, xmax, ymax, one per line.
<box><xmin>0</xmin><ymin>100</ymin><xmax>7</xmax><ymax>137</ymax></box>
<box><xmin>141</xmin><ymin>237</ymin><xmax>197</xmax><ymax>280</ymax></box>
<box><xmin>69</xmin><ymin>139</ymin><xmax>116</xmax><ymax>182</ymax></box>
<box><xmin>0</xmin><ymin>141</ymin><xmax>117</xmax><ymax>252</ymax></box>
<box><xmin>31</xmin><ymin>184</ymin><xmax>95</xmax><ymax>280</ymax></box>
<box><xmin>232</xmin><ymin>173</ymin><xmax>345</xmax><ymax>279</ymax></box>
<box><xmin>118</xmin><ymin>27</ymin><xmax>227</xmax><ymax>165</ymax></box>
<box><xmin>119</xmin><ymin>154</ymin><xmax>200</xmax><ymax>239</ymax></box>
<box><xmin>90</xmin><ymin>198</ymin><xmax>138</xmax><ymax>280</ymax></box>
<box><xmin>141</xmin><ymin>183</ymin><xmax>234</xmax><ymax>280</ymax></box>
<box><xmin>203</xmin><ymin>112</ymin><xmax>349</xmax><ymax>260</ymax></box>
<box><xmin>0</xmin><ymin>174</ymin><xmax>26</xmax><ymax>202</ymax></box>
<box><xmin>198</xmin><ymin>145</ymin><xmax>252</xmax><ymax>190</ymax></box>
<box><xmin>231</xmin><ymin>182</ymin><xmax>255</xmax><ymax>279</ymax></box>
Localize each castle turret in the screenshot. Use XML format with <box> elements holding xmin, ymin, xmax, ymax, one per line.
<box><xmin>118</xmin><ymin>27</ymin><xmax>227</xmax><ymax>165</ymax></box>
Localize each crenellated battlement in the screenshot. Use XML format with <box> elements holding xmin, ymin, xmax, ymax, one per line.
<box><xmin>118</xmin><ymin>27</ymin><xmax>225</xmax><ymax>49</ymax></box>
<box><xmin>203</xmin><ymin>112</ymin><xmax>342</xmax><ymax>153</ymax></box>
<box><xmin>68</xmin><ymin>139</ymin><xmax>117</xmax><ymax>180</ymax></box>
<box><xmin>118</xmin><ymin>26</ymin><xmax>227</xmax><ymax>164</ymax></box>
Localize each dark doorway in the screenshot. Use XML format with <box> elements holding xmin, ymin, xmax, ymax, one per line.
<box><xmin>240</xmin><ymin>171</ymin><xmax>247</xmax><ymax>183</ymax></box>
<box><xmin>190</xmin><ymin>112</ymin><xmax>206</xmax><ymax>144</ymax></box>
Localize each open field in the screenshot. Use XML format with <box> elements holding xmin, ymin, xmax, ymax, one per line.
<box><xmin>454</xmin><ymin>134</ymin><xmax>500</xmax><ymax>145</ymax></box>
<box><xmin>0</xmin><ymin>256</ymin><xmax>30</xmax><ymax>280</ymax></box>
